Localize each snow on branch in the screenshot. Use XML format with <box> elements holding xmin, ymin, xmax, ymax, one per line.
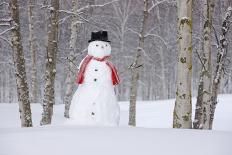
<box><xmin>59</xmin><ymin>0</ymin><xmax>119</xmax><ymax>15</ymax></box>
<box><xmin>127</xmin><ymin>28</ymin><xmax>141</xmax><ymax>37</ymax></box>
<box><xmin>0</xmin><ymin>23</ymin><xmax>10</xmax><ymax>26</ymax></box>
<box><xmin>214</xmin><ymin>6</ymin><xmax>232</xmax><ymax>84</ymax></box>
<box><xmin>0</xmin><ymin>27</ymin><xmax>14</xmax><ymax>36</ymax></box>
<box><xmin>145</xmin><ymin>33</ymin><xmax>168</xmax><ymax>47</ymax></box>
<box><xmin>0</xmin><ymin>18</ymin><xmax>12</xmax><ymax>23</ymax></box>
<box><xmin>0</xmin><ymin>36</ymin><xmax>12</xmax><ymax>46</ymax></box>
<box><xmin>148</xmin><ymin>0</ymin><xmax>173</xmax><ymax>13</ymax></box>
<box><xmin>0</xmin><ymin>2</ymin><xmax>9</xmax><ymax>7</ymax></box>
<box><xmin>78</xmin><ymin>0</ymin><xmax>119</xmax><ymax>13</ymax></box>
<box><xmin>58</xmin><ymin>15</ymin><xmax>72</xmax><ymax>24</ymax></box>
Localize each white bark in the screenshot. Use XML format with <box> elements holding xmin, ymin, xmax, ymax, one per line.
<box><xmin>155</xmin><ymin>5</ymin><xmax>167</xmax><ymax>99</ymax></box>
<box><xmin>173</xmin><ymin>0</ymin><xmax>193</xmax><ymax>129</ymax></box>
<box><xmin>28</xmin><ymin>0</ymin><xmax>38</xmax><ymax>103</ymax></box>
<box><xmin>10</xmin><ymin>0</ymin><xmax>33</xmax><ymax>127</ymax></box>
<box><xmin>201</xmin><ymin>0</ymin><xmax>215</xmax><ymax>130</ymax></box>
<box><xmin>158</xmin><ymin>46</ymin><xmax>167</xmax><ymax>99</ymax></box>
<box><xmin>64</xmin><ymin>0</ymin><xmax>79</xmax><ymax>118</ymax></box>
<box><xmin>194</xmin><ymin>0</ymin><xmax>215</xmax><ymax>129</ymax></box>
<box><xmin>41</xmin><ymin>0</ymin><xmax>59</xmax><ymax>125</ymax></box>
<box><xmin>209</xmin><ymin>6</ymin><xmax>232</xmax><ymax>129</ymax></box>
<box><xmin>129</xmin><ymin>0</ymin><xmax>148</xmax><ymax>126</ymax></box>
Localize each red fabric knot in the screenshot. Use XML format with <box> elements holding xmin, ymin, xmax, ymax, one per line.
<box><xmin>76</xmin><ymin>55</ymin><xmax>120</xmax><ymax>85</ymax></box>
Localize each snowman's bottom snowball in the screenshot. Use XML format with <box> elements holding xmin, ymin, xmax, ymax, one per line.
<box><xmin>67</xmin><ymin>84</ymin><xmax>120</xmax><ymax>126</ymax></box>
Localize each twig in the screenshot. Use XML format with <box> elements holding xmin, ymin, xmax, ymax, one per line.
<box><xmin>0</xmin><ymin>23</ymin><xmax>10</xmax><ymax>26</ymax></box>
<box><xmin>78</xmin><ymin>0</ymin><xmax>119</xmax><ymax>13</ymax></box>
<box><xmin>211</xmin><ymin>25</ymin><xmax>219</xmax><ymax>47</ymax></box>
<box><xmin>195</xmin><ymin>49</ymin><xmax>207</xmax><ymax>71</ymax></box>
<box><xmin>0</xmin><ymin>36</ymin><xmax>12</xmax><ymax>46</ymax></box>
<box><xmin>0</xmin><ymin>27</ymin><xmax>14</xmax><ymax>36</ymax></box>
<box><xmin>0</xmin><ymin>18</ymin><xmax>12</xmax><ymax>23</ymax></box>
<box><xmin>126</xmin><ymin>28</ymin><xmax>141</xmax><ymax>37</ymax></box>
<box><xmin>148</xmin><ymin>0</ymin><xmax>174</xmax><ymax>13</ymax></box>
<box><xmin>0</xmin><ymin>2</ymin><xmax>9</xmax><ymax>7</ymax></box>
<box><xmin>58</xmin><ymin>15</ymin><xmax>72</xmax><ymax>24</ymax></box>
<box><xmin>145</xmin><ymin>33</ymin><xmax>168</xmax><ymax>48</ymax></box>
<box><xmin>66</xmin><ymin>57</ymin><xmax>78</xmax><ymax>68</ymax></box>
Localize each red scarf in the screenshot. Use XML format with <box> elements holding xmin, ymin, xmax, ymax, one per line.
<box><xmin>76</xmin><ymin>55</ymin><xmax>120</xmax><ymax>85</ymax></box>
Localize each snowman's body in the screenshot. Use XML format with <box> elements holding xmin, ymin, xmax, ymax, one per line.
<box><xmin>69</xmin><ymin>40</ymin><xmax>120</xmax><ymax>126</ymax></box>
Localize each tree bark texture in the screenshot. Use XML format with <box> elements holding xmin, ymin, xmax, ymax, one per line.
<box><xmin>28</xmin><ymin>0</ymin><xmax>39</xmax><ymax>103</ymax></box>
<box><xmin>63</xmin><ymin>0</ymin><xmax>79</xmax><ymax>118</ymax></box>
<box><xmin>129</xmin><ymin>0</ymin><xmax>148</xmax><ymax>126</ymax></box>
<box><xmin>173</xmin><ymin>0</ymin><xmax>193</xmax><ymax>129</ymax></box>
<box><xmin>10</xmin><ymin>0</ymin><xmax>33</xmax><ymax>127</ymax></box>
<box><xmin>41</xmin><ymin>0</ymin><xmax>59</xmax><ymax>125</ymax></box>
<box><xmin>194</xmin><ymin>0</ymin><xmax>215</xmax><ymax>129</ymax></box>
<box><xmin>209</xmin><ymin>6</ymin><xmax>232</xmax><ymax>129</ymax></box>
<box><xmin>201</xmin><ymin>0</ymin><xmax>215</xmax><ymax>129</ymax></box>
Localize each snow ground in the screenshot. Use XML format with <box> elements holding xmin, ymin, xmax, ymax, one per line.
<box><xmin>0</xmin><ymin>94</ymin><xmax>232</xmax><ymax>155</ymax></box>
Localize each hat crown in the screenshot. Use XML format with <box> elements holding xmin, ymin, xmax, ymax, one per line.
<box><xmin>88</xmin><ymin>31</ymin><xmax>110</xmax><ymax>43</ymax></box>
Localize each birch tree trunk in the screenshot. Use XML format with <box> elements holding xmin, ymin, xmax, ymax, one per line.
<box><xmin>193</xmin><ymin>2</ymin><xmax>204</xmax><ymax>129</ymax></box>
<box><xmin>173</xmin><ymin>0</ymin><xmax>193</xmax><ymax>129</ymax></box>
<box><xmin>201</xmin><ymin>0</ymin><xmax>215</xmax><ymax>129</ymax></box>
<box><xmin>63</xmin><ymin>0</ymin><xmax>79</xmax><ymax>118</ymax></box>
<box><xmin>209</xmin><ymin>6</ymin><xmax>232</xmax><ymax>129</ymax></box>
<box><xmin>193</xmin><ymin>73</ymin><xmax>203</xmax><ymax>129</ymax></box>
<box><xmin>129</xmin><ymin>0</ymin><xmax>148</xmax><ymax>126</ymax></box>
<box><xmin>40</xmin><ymin>0</ymin><xmax>59</xmax><ymax>125</ymax></box>
<box><xmin>10</xmin><ymin>0</ymin><xmax>33</xmax><ymax>127</ymax></box>
<box><xmin>193</xmin><ymin>0</ymin><xmax>215</xmax><ymax>129</ymax></box>
<box><xmin>28</xmin><ymin>0</ymin><xmax>38</xmax><ymax>103</ymax></box>
<box><xmin>157</xmin><ymin>7</ymin><xmax>167</xmax><ymax>100</ymax></box>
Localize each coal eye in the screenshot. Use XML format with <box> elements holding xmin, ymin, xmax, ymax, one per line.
<box><xmin>96</xmin><ymin>44</ymin><xmax>99</xmax><ymax>47</ymax></box>
<box><xmin>106</xmin><ymin>44</ymin><xmax>108</xmax><ymax>47</ymax></box>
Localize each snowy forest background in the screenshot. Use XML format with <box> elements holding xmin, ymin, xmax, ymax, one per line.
<box><xmin>0</xmin><ymin>0</ymin><xmax>232</xmax><ymax>104</ymax></box>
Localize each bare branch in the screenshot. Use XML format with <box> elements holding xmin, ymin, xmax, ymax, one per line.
<box><xmin>66</xmin><ymin>57</ymin><xmax>78</xmax><ymax>69</ymax></box>
<box><xmin>58</xmin><ymin>15</ymin><xmax>72</xmax><ymax>24</ymax></box>
<box><xmin>0</xmin><ymin>18</ymin><xmax>12</xmax><ymax>23</ymax></box>
<box><xmin>74</xmin><ymin>48</ymin><xmax>87</xmax><ymax>58</ymax></box>
<box><xmin>195</xmin><ymin>49</ymin><xmax>207</xmax><ymax>71</ymax></box>
<box><xmin>127</xmin><ymin>28</ymin><xmax>141</xmax><ymax>37</ymax></box>
<box><xmin>145</xmin><ymin>33</ymin><xmax>168</xmax><ymax>47</ymax></box>
<box><xmin>0</xmin><ymin>36</ymin><xmax>12</xmax><ymax>46</ymax></box>
<box><xmin>58</xmin><ymin>10</ymin><xmax>90</xmax><ymax>25</ymax></box>
<box><xmin>0</xmin><ymin>23</ymin><xmax>10</xmax><ymax>26</ymax></box>
<box><xmin>211</xmin><ymin>24</ymin><xmax>220</xmax><ymax>47</ymax></box>
<box><xmin>0</xmin><ymin>27</ymin><xmax>14</xmax><ymax>36</ymax></box>
<box><xmin>148</xmin><ymin>0</ymin><xmax>173</xmax><ymax>13</ymax></box>
<box><xmin>78</xmin><ymin>0</ymin><xmax>119</xmax><ymax>13</ymax></box>
<box><xmin>0</xmin><ymin>2</ymin><xmax>9</xmax><ymax>7</ymax></box>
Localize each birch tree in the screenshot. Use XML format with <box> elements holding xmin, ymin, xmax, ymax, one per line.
<box><xmin>209</xmin><ymin>6</ymin><xmax>232</xmax><ymax>129</ymax></box>
<box><xmin>41</xmin><ymin>0</ymin><xmax>59</xmax><ymax>125</ymax></box>
<box><xmin>173</xmin><ymin>0</ymin><xmax>193</xmax><ymax>129</ymax></box>
<box><xmin>129</xmin><ymin>0</ymin><xmax>149</xmax><ymax>126</ymax></box>
<box><xmin>63</xmin><ymin>0</ymin><xmax>96</xmax><ymax>118</ymax></box>
<box><xmin>193</xmin><ymin>0</ymin><xmax>215</xmax><ymax>129</ymax></box>
<box><xmin>28</xmin><ymin>0</ymin><xmax>38</xmax><ymax>103</ymax></box>
<box><xmin>63</xmin><ymin>0</ymin><xmax>79</xmax><ymax>118</ymax></box>
<box><xmin>10</xmin><ymin>0</ymin><xmax>33</xmax><ymax>127</ymax></box>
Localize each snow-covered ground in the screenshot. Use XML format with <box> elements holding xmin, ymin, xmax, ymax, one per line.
<box><xmin>0</xmin><ymin>94</ymin><xmax>232</xmax><ymax>155</ymax></box>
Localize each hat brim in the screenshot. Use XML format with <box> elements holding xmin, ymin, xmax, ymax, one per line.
<box><xmin>88</xmin><ymin>40</ymin><xmax>111</xmax><ymax>43</ymax></box>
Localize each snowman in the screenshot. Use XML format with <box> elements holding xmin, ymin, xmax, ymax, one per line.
<box><xmin>69</xmin><ymin>31</ymin><xmax>120</xmax><ymax>126</ymax></box>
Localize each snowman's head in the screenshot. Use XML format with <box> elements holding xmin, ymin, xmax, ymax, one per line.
<box><xmin>88</xmin><ymin>41</ymin><xmax>111</xmax><ymax>58</ymax></box>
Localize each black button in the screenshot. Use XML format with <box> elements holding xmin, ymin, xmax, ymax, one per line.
<box><xmin>94</xmin><ymin>78</ymin><xmax>97</xmax><ymax>81</ymax></box>
<box><xmin>91</xmin><ymin>112</ymin><xmax>95</xmax><ymax>115</ymax></box>
<box><xmin>95</xmin><ymin>69</ymin><xmax>98</xmax><ymax>71</ymax></box>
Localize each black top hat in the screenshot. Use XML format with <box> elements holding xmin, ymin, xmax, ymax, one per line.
<box><xmin>88</xmin><ymin>31</ymin><xmax>110</xmax><ymax>43</ymax></box>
